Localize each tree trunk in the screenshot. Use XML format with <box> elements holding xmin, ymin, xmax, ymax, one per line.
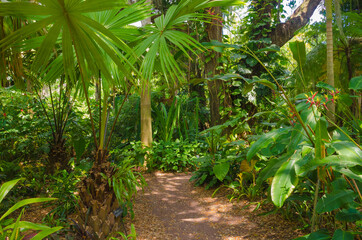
<box><xmin>205</xmin><ymin>7</ymin><xmax>223</xmax><ymax>127</ymax></box>
<box><xmin>140</xmin><ymin>0</ymin><xmax>153</xmax><ymax>147</ymax></box>
<box><xmin>76</xmin><ymin>160</ymin><xmax>121</xmax><ymax>240</ymax></box>
<box><xmin>141</xmin><ymin>80</ymin><xmax>152</xmax><ymax>146</ymax></box>
<box><xmin>325</xmin><ymin>0</ymin><xmax>335</xmax><ymax>122</ymax></box>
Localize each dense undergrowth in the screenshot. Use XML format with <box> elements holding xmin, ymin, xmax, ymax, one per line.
<box><xmin>1</xmin><ymin>74</ymin><xmax>361</xmax><ymax>239</ymax></box>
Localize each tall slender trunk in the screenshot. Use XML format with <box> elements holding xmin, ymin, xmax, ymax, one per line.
<box><xmin>326</xmin><ymin>0</ymin><xmax>335</xmax><ymax>122</ymax></box>
<box><xmin>141</xmin><ymin>80</ymin><xmax>152</xmax><ymax>146</ymax></box>
<box><xmin>205</xmin><ymin>7</ymin><xmax>223</xmax><ymax>127</ymax></box>
<box><xmin>140</xmin><ymin>0</ymin><xmax>153</xmax><ymax>147</ymax></box>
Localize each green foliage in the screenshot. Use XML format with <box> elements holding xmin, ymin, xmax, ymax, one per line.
<box><xmin>331</xmin><ymin>229</ymin><xmax>354</xmax><ymax>240</ymax></box>
<box><xmin>110</xmin><ymin>152</ymin><xmax>147</xmax><ymax>219</ymax></box>
<box><xmin>153</xmin><ymin>97</ymin><xmax>182</xmax><ymax>142</ymax></box>
<box><xmin>152</xmin><ymin>92</ymin><xmax>201</xmax><ymax>142</ymax></box>
<box><xmin>111</xmin><ymin>224</ymin><xmax>137</xmax><ymax>240</ymax></box>
<box><xmin>247</xmin><ymin>89</ymin><xmax>361</xmax><ymax>236</ymax></box>
<box><xmin>247</xmin><ymin>128</ymin><xmax>289</xmax><ymax>161</ymax></box>
<box><xmin>0</xmin><ymin>178</ymin><xmax>61</xmax><ymax>239</ymax></box>
<box><xmin>110</xmin><ymin>94</ymin><xmax>141</xmax><ymax>144</ymax></box>
<box><xmin>0</xmin><ymin>88</ymin><xmax>50</xmax><ymax>167</ymax></box>
<box><xmin>316</xmin><ymin>190</ymin><xmax>357</xmax><ymax>214</ymax></box>
<box><xmin>148</xmin><ymin>140</ymin><xmax>200</xmax><ymax>172</ymax></box>
<box><xmin>295</xmin><ymin>229</ymin><xmax>356</xmax><ymax>240</ymax></box>
<box><xmin>289</xmin><ymin>40</ymin><xmax>307</xmax><ymax>92</ymax></box>
<box><xmin>0</xmin><ymin>0</ymin><xmax>361</xmax><ymax>238</ymax></box>
<box><xmin>43</xmin><ymin>170</ymin><xmax>82</xmax><ymax>226</ymax></box>
<box><xmin>191</xmin><ymin>129</ymin><xmax>247</xmax><ymax>189</ymax></box>
<box><xmin>290</xmin><ymin>41</ymin><xmax>307</xmax><ymax>67</ymax></box>
<box><xmin>213</xmin><ymin>162</ymin><xmax>230</xmax><ymax>181</ymax></box>
<box><xmin>271</xmin><ymin>152</ymin><xmax>299</xmax><ymax>207</ymax></box>
<box><xmin>336</xmin><ymin>208</ymin><xmax>362</xmax><ymax>222</ymax></box>
<box><xmin>349</xmin><ymin>75</ymin><xmax>362</xmax><ymax>91</ymax></box>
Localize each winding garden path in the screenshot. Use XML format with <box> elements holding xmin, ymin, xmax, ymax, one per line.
<box><xmin>131</xmin><ymin>172</ymin><xmax>304</xmax><ymax>240</ymax></box>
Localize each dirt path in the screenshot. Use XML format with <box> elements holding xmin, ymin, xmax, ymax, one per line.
<box><xmin>131</xmin><ymin>172</ymin><xmax>304</xmax><ymax>240</ymax></box>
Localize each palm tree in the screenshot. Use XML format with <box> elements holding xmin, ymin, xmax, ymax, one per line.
<box><xmin>0</xmin><ymin>1</ymin><xmax>150</xmax><ymax>238</ymax></box>
<box><xmin>134</xmin><ymin>0</ymin><xmax>243</xmax><ymax>146</ymax></box>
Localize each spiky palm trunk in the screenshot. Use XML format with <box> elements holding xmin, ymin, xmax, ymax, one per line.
<box><xmin>76</xmin><ymin>155</ymin><xmax>121</xmax><ymax>239</ymax></box>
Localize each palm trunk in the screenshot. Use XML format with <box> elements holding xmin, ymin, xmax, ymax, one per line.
<box><xmin>205</xmin><ymin>7</ymin><xmax>223</xmax><ymax>127</ymax></box>
<box><xmin>326</xmin><ymin>0</ymin><xmax>335</xmax><ymax>122</ymax></box>
<box><xmin>141</xmin><ymin>80</ymin><xmax>152</xmax><ymax>146</ymax></box>
<box><xmin>140</xmin><ymin>0</ymin><xmax>153</xmax><ymax>147</ymax></box>
<box><xmin>76</xmin><ymin>160</ymin><xmax>120</xmax><ymax>240</ymax></box>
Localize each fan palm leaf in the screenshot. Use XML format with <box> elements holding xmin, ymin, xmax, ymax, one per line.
<box><xmin>135</xmin><ymin>0</ymin><xmax>244</xmax><ymax>83</ymax></box>
<box><xmin>0</xmin><ymin>0</ymin><xmax>152</xmax><ymax>150</ymax></box>
<box><xmin>0</xmin><ymin>0</ymin><xmax>140</xmax><ymax>84</ymax></box>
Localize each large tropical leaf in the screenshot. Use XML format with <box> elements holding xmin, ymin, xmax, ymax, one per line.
<box><xmin>316</xmin><ymin>190</ymin><xmax>356</xmax><ymax>213</ymax></box>
<box><xmin>247</xmin><ymin>128</ymin><xmax>290</xmax><ymax>161</ymax></box>
<box><xmin>332</xmin><ymin>141</ymin><xmax>362</xmax><ymax>160</ymax></box>
<box><xmin>338</xmin><ymin>168</ymin><xmax>362</xmax><ymax>182</ymax></box>
<box><xmin>306</xmin><ymin>230</ymin><xmax>331</xmax><ymax>240</ymax></box>
<box><xmin>0</xmin><ymin>198</ymin><xmax>57</xmax><ymax>221</ymax></box>
<box><xmin>288</xmin><ymin>106</ymin><xmax>317</xmax><ymax>152</ymax></box>
<box><xmin>331</xmin><ymin>229</ymin><xmax>354</xmax><ymax>240</ymax></box>
<box><xmin>289</xmin><ymin>41</ymin><xmax>306</xmax><ymax>67</ymax></box>
<box><xmin>213</xmin><ymin>162</ymin><xmax>230</xmax><ymax>181</ymax></box>
<box><xmin>293</xmin><ymin>230</ymin><xmax>331</xmax><ymax>240</ymax></box>
<box><xmin>31</xmin><ymin>226</ymin><xmax>63</xmax><ymax>240</ymax></box>
<box><xmin>349</xmin><ymin>75</ymin><xmax>362</xmax><ymax>91</ymax></box>
<box><xmin>311</xmin><ymin>141</ymin><xmax>362</xmax><ymax>168</ymax></box>
<box><xmin>335</xmin><ymin>208</ymin><xmax>362</xmax><ymax>223</ymax></box>
<box><xmin>0</xmin><ymin>178</ymin><xmax>23</xmax><ymax>204</ymax></box>
<box><xmin>271</xmin><ymin>152</ymin><xmax>299</xmax><ymax>207</ymax></box>
<box><xmin>87</xmin><ymin>1</ymin><xmax>152</xmax><ymax>42</ymax></box>
<box><xmin>4</xmin><ymin>221</ymin><xmax>54</xmax><ymax>231</ymax></box>
<box><xmin>255</xmin><ymin>153</ymin><xmax>292</xmax><ymax>187</ymax></box>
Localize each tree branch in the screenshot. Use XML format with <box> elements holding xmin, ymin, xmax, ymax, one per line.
<box><xmin>270</xmin><ymin>0</ymin><xmax>322</xmax><ymax>46</ymax></box>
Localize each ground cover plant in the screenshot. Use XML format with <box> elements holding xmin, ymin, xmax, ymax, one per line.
<box><xmin>0</xmin><ymin>0</ymin><xmax>361</xmax><ymax>239</ymax></box>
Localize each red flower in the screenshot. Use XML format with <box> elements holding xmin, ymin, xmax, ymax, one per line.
<box><xmin>328</xmin><ymin>89</ymin><xmax>340</xmax><ymax>104</ymax></box>
<box><xmin>306</xmin><ymin>91</ymin><xmax>318</xmax><ymax>108</ymax></box>
<box><xmin>21</xmin><ymin>109</ymin><xmax>23</xmax><ymax>112</ymax></box>
<box><xmin>206</xmin><ymin>8</ymin><xmax>215</xmax><ymax>15</ymax></box>
<box><xmin>3</xmin><ymin>113</ymin><xmax>6</xmax><ymax>117</ymax></box>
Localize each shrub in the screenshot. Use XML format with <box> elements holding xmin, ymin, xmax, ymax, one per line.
<box><xmin>148</xmin><ymin>140</ymin><xmax>200</xmax><ymax>172</ymax></box>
